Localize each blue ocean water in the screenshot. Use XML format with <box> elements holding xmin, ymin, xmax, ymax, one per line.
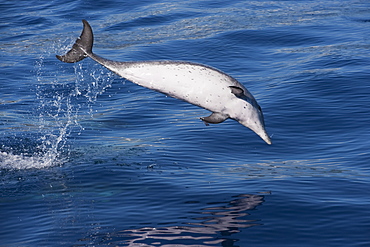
<box><xmin>1</xmin><ymin>0</ymin><xmax>370</xmax><ymax>246</ymax></box>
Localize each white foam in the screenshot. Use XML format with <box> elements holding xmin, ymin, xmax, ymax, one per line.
<box><xmin>0</xmin><ymin>149</ymin><xmax>65</xmax><ymax>170</ymax></box>
<box><xmin>0</xmin><ymin>40</ymin><xmax>116</xmax><ymax>171</ymax></box>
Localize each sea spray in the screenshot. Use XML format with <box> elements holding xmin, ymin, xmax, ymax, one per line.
<box><xmin>0</xmin><ymin>39</ymin><xmax>115</xmax><ymax>170</ymax></box>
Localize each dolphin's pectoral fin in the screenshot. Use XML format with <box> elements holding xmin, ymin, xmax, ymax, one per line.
<box><xmin>229</xmin><ymin>86</ymin><xmax>255</xmax><ymax>105</ymax></box>
<box><xmin>229</xmin><ymin>86</ymin><xmax>245</xmax><ymax>98</ymax></box>
<box><xmin>200</xmin><ymin>112</ymin><xmax>228</xmax><ymax>126</ymax></box>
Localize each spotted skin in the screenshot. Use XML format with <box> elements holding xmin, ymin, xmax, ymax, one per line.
<box><xmin>57</xmin><ymin>20</ymin><xmax>271</xmax><ymax>144</ymax></box>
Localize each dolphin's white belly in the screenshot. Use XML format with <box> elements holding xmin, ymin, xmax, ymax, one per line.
<box><xmin>109</xmin><ymin>61</ymin><xmax>241</xmax><ymax>113</ymax></box>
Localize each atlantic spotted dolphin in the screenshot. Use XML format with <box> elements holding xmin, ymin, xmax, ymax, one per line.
<box><xmin>57</xmin><ymin>20</ymin><xmax>272</xmax><ymax>144</ymax></box>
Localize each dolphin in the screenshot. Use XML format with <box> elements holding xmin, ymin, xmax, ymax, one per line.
<box><xmin>56</xmin><ymin>20</ymin><xmax>272</xmax><ymax>144</ymax></box>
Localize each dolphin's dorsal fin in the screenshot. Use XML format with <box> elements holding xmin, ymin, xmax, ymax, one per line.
<box><xmin>200</xmin><ymin>112</ymin><xmax>229</xmax><ymax>125</ymax></box>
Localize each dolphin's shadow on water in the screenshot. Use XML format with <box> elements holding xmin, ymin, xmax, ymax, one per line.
<box><xmin>78</xmin><ymin>194</ymin><xmax>265</xmax><ymax>247</ymax></box>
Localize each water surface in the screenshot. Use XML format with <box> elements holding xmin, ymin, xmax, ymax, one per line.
<box><xmin>1</xmin><ymin>0</ymin><xmax>370</xmax><ymax>246</ymax></box>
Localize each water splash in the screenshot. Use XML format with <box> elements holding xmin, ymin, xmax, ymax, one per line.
<box><xmin>0</xmin><ymin>38</ymin><xmax>115</xmax><ymax>170</ymax></box>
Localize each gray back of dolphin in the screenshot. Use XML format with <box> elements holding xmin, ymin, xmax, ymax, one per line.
<box><xmin>57</xmin><ymin>20</ymin><xmax>272</xmax><ymax>144</ymax></box>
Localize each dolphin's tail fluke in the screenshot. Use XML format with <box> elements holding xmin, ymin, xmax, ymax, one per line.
<box><xmin>56</xmin><ymin>20</ymin><xmax>93</xmax><ymax>63</ymax></box>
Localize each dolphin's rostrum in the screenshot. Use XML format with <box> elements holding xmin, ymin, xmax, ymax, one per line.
<box><xmin>57</xmin><ymin>20</ymin><xmax>272</xmax><ymax>144</ymax></box>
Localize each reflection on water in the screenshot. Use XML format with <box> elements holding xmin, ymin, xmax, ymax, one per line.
<box><xmin>80</xmin><ymin>194</ymin><xmax>265</xmax><ymax>247</ymax></box>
